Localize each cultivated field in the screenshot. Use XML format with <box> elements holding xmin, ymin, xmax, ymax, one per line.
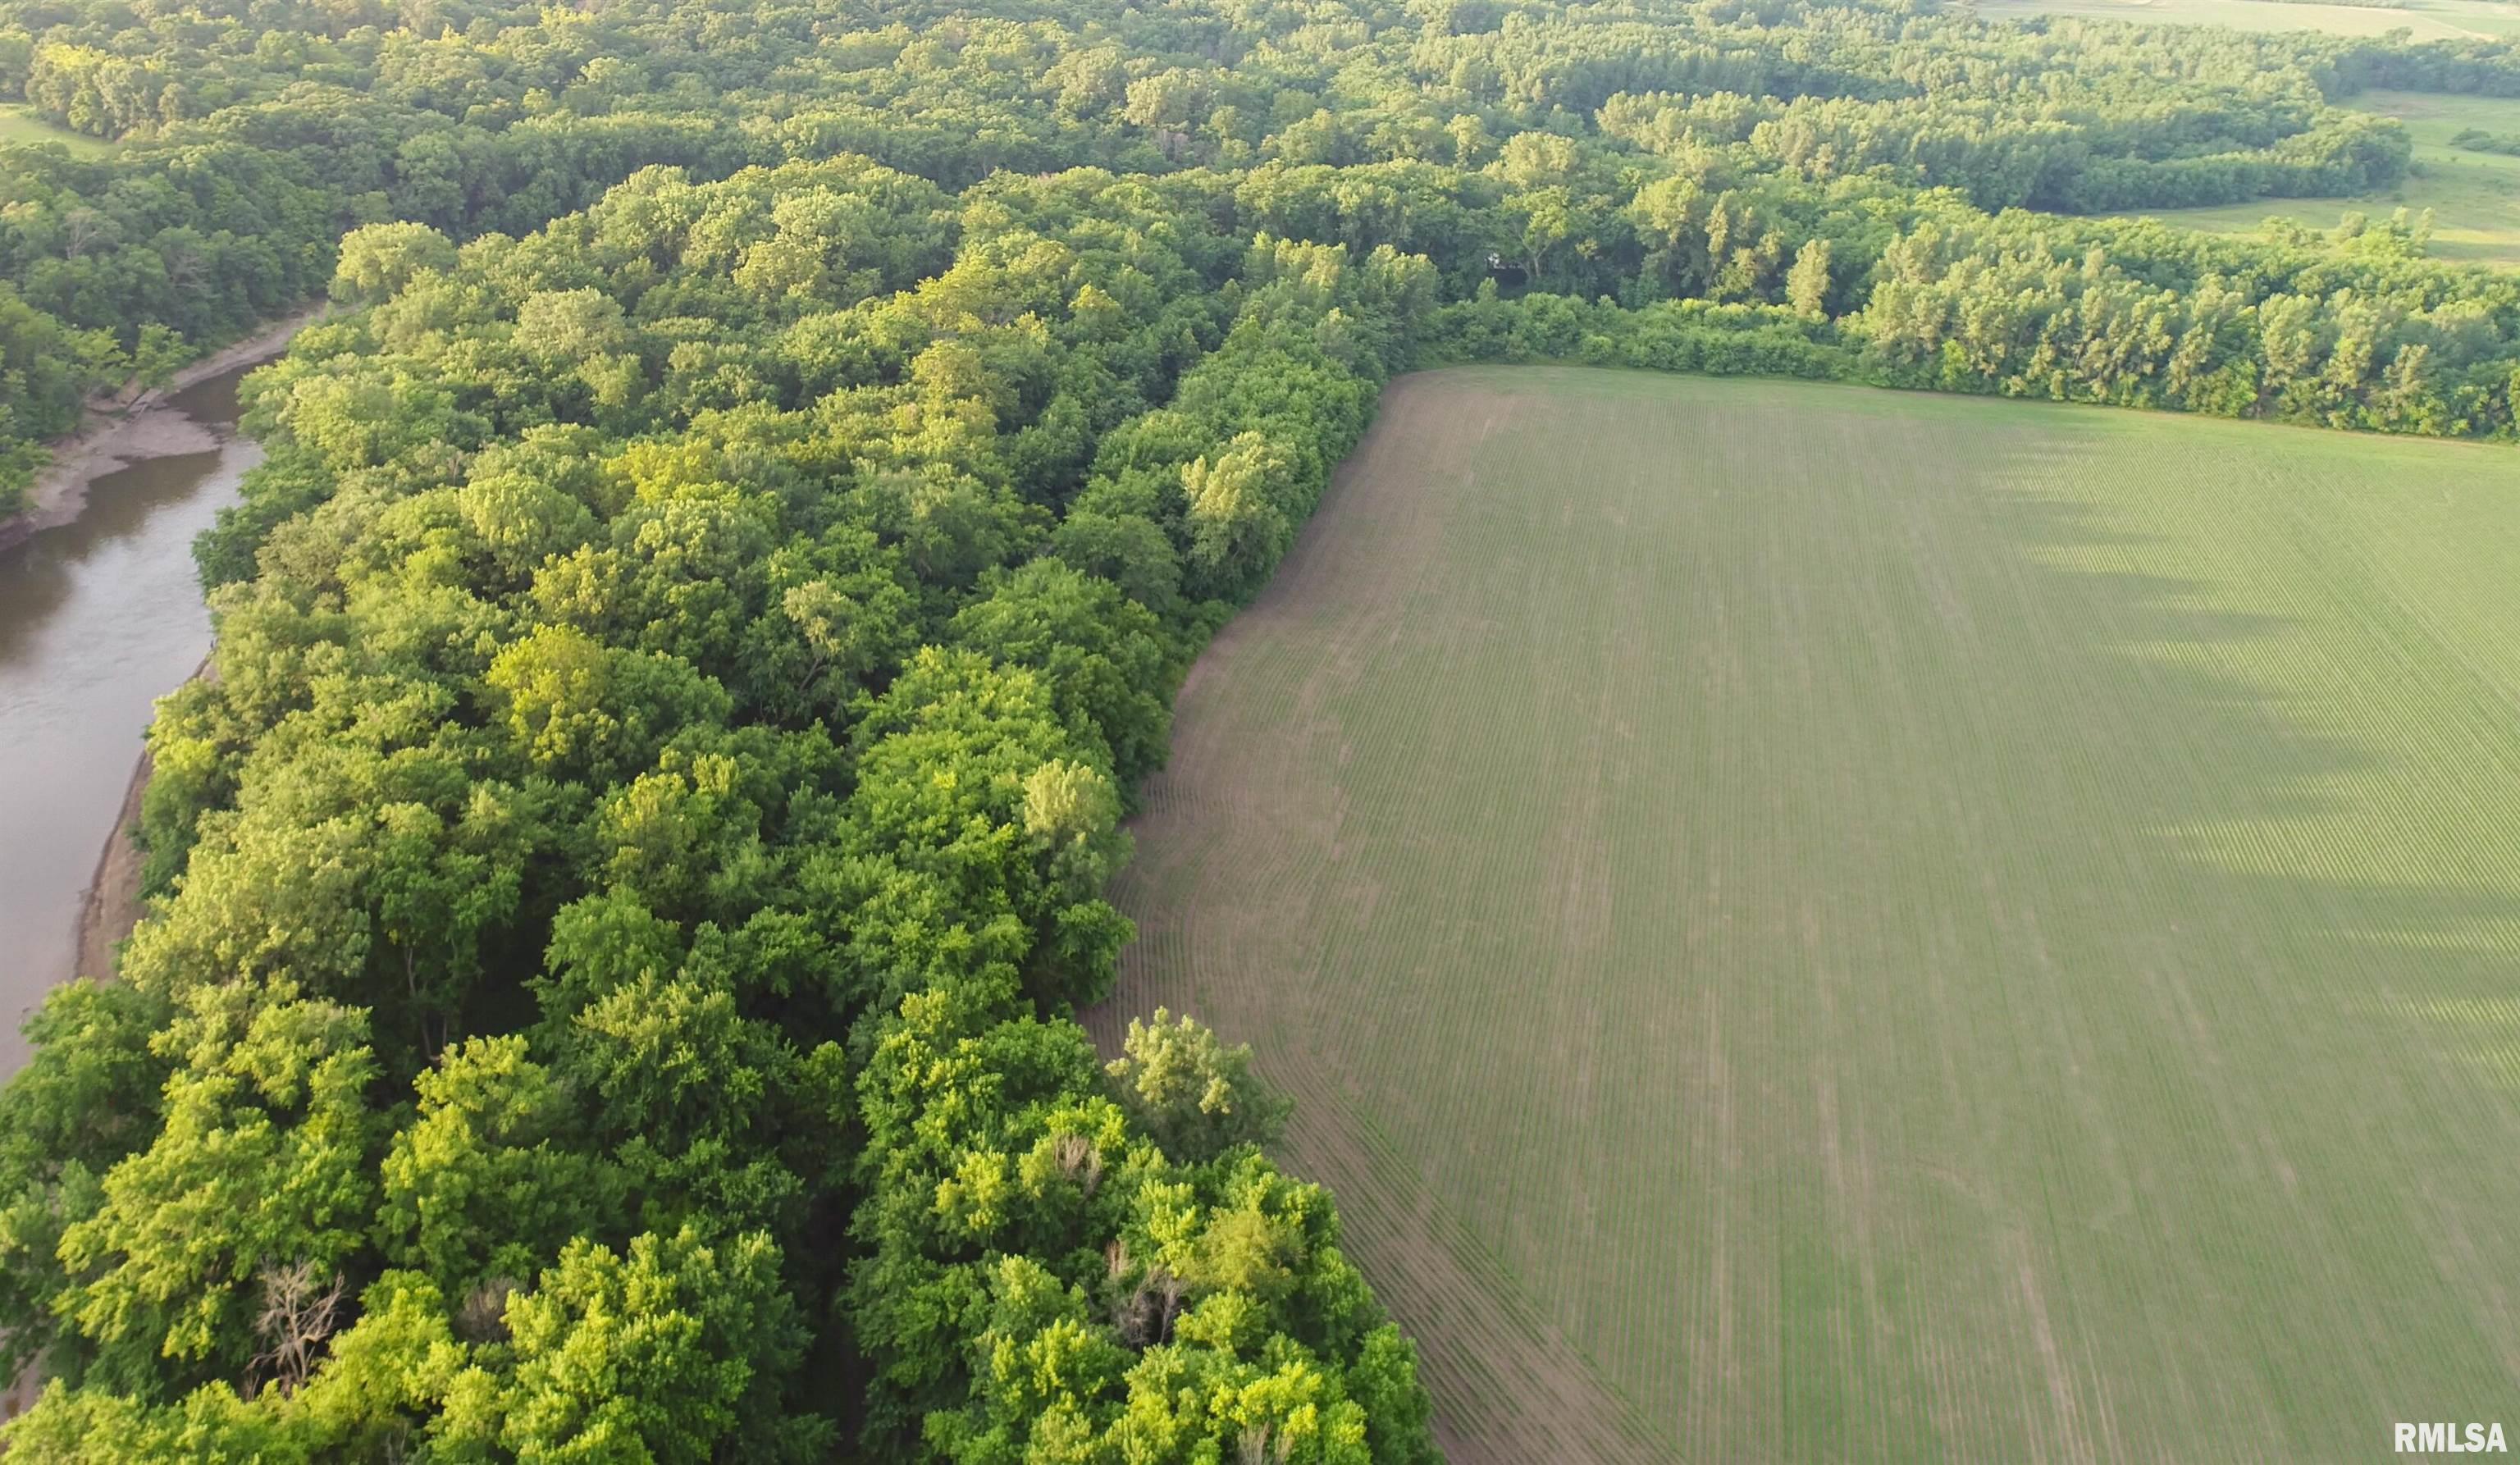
<box><xmin>2120</xmin><ymin>90</ymin><xmax>2520</xmax><ymax>268</ymax></box>
<box><xmin>1979</xmin><ymin>0</ymin><xmax>2520</xmax><ymax>40</ymax></box>
<box><xmin>0</xmin><ymin>105</ymin><xmax>116</xmax><ymax>157</ymax></box>
<box><xmin>1093</xmin><ymin>367</ymin><xmax>2520</xmax><ymax>1463</ymax></box>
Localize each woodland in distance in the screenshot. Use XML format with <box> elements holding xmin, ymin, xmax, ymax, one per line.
<box><xmin>4</xmin><ymin>0</ymin><xmax>2520</xmax><ymax>1456</ymax></box>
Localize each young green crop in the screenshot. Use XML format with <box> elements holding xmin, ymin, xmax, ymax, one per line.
<box><xmin>1106</xmin><ymin>364</ymin><xmax>2520</xmax><ymax>1462</ymax></box>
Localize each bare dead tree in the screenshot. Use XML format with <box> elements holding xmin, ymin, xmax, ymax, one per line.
<box><xmin>1112</xmin><ymin>1287</ymin><xmax>1157</xmax><ymax>1349</ymax></box>
<box><xmin>1108</xmin><ymin>1238</ymin><xmax>1155</xmax><ymax>1349</ymax></box>
<box><xmin>1152</xmin><ymin>1266</ymin><xmax>1185</xmax><ymax>1345</ymax></box>
<box><xmin>62</xmin><ymin>208</ymin><xmax>106</xmax><ymax>261</ymax></box>
<box><xmin>245</xmin><ymin>1261</ymin><xmax>346</xmax><ymax>1400</ymax></box>
<box><xmin>1054</xmin><ymin>1133</ymin><xmax>1103</xmax><ymax>1195</ymax></box>
<box><xmin>1103</xmin><ymin>1239</ymin><xmax>1191</xmax><ymax>1350</ymax></box>
<box><xmin>456</xmin><ymin>1277</ymin><xmax>521</xmax><ymax>1344</ymax></box>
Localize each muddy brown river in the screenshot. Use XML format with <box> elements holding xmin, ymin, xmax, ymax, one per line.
<box><xmin>0</xmin><ymin>365</ymin><xmax>260</xmax><ymax>1074</ymax></box>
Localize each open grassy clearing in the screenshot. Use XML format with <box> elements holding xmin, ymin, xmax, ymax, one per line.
<box><xmin>1979</xmin><ymin>0</ymin><xmax>2520</xmax><ymax>39</ymax></box>
<box><xmin>2116</xmin><ymin>90</ymin><xmax>2520</xmax><ymax>267</ymax></box>
<box><xmin>1092</xmin><ymin>366</ymin><xmax>2520</xmax><ymax>1462</ymax></box>
<box><xmin>0</xmin><ymin>105</ymin><xmax>116</xmax><ymax>157</ymax></box>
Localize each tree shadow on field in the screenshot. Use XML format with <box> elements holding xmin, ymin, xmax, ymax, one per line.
<box><xmin>1991</xmin><ymin>491</ymin><xmax>2379</xmax><ymax>817</ymax></box>
<box><xmin>1982</xmin><ymin>477</ymin><xmax>2520</xmax><ymax>962</ymax></box>
<box><xmin>1965</xmin><ymin>455</ymin><xmax>2520</xmax><ymax>1459</ymax></box>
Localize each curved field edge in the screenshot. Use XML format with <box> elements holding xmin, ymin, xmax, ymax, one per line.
<box><xmin>1091</xmin><ymin>365</ymin><xmax>2520</xmax><ymax>1462</ymax></box>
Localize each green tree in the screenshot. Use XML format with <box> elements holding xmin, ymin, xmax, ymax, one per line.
<box><xmin>434</xmin><ymin>1227</ymin><xmax>829</xmax><ymax>1464</ymax></box>
<box><xmin>377</xmin><ymin>1037</ymin><xmax>621</xmax><ymax>1298</ymax></box>
<box><xmin>1106</xmin><ymin>1007</ymin><xmax>1293</xmax><ymax>1164</ymax></box>
<box><xmin>330</xmin><ymin>222</ymin><xmax>459</xmax><ymax>308</ymax></box>
<box><xmin>1786</xmin><ymin>236</ymin><xmax>1833</xmax><ymax>318</ymax></box>
<box><xmin>52</xmin><ymin>990</ymin><xmax>380</xmax><ymax>1387</ymax></box>
<box><xmin>951</xmin><ymin>559</ymin><xmax>1175</xmax><ymax>784</ymax></box>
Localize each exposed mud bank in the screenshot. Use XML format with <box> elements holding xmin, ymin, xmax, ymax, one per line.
<box><xmin>0</xmin><ymin>305</ymin><xmax>318</xmax><ymax>553</ymax></box>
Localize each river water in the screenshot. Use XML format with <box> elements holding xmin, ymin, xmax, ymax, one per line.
<box><xmin>0</xmin><ymin>365</ymin><xmax>260</xmax><ymax>1074</ymax></box>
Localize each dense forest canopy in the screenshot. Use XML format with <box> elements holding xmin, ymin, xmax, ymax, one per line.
<box><xmin>7</xmin><ymin>0</ymin><xmax>2520</xmax><ymax>508</ymax></box>
<box><xmin>8</xmin><ymin>0</ymin><xmax>2520</xmax><ymax>1456</ymax></box>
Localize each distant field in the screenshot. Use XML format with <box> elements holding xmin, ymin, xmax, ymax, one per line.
<box><xmin>1094</xmin><ymin>367</ymin><xmax>2520</xmax><ymax>1462</ymax></box>
<box><xmin>2116</xmin><ymin>90</ymin><xmax>2520</xmax><ymax>268</ymax></box>
<box><xmin>1979</xmin><ymin>0</ymin><xmax>2520</xmax><ymax>39</ymax></box>
<box><xmin>1977</xmin><ymin>0</ymin><xmax>2520</xmax><ymax>267</ymax></box>
<box><xmin>0</xmin><ymin>105</ymin><xmax>116</xmax><ymax>157</ymax></box>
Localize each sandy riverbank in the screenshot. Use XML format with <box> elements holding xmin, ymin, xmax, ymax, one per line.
<box><xmin>0</xmin><ymin>303</ymin><xmax>322</xmax><ymax>554</ymax></box>
<box><xmin>66</xmin><ymin>643</ymin><xmax>219</xmax><ymax>983</ymax></box>
<box><xmin>9</xmin><ymin>308</ymin><xmax>313</xmax><ymax>986</ymax></box>
<box><xmin>71</xmin><ymin>748</ymin><xmax>153</xmax><ymax>984</ymax></box>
